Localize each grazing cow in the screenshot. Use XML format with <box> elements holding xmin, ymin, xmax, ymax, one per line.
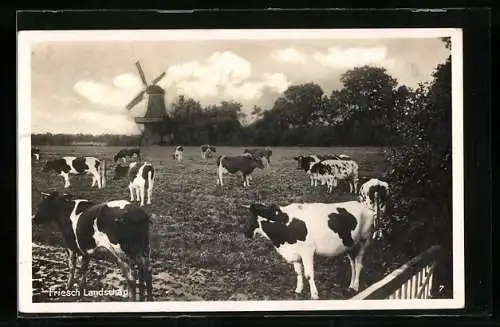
<box><xmin>293</xmin><ymin>154</ymin><xmax>350</xmax><ymax>186</ymax></box>
<box><xmin>173</xmin><ymin>146</ymin><xmax>183</xmax><ymax>161</ymax></box>
<box><xmin>113</xmin><ymin>162</ymin><xmax>155</xmax><ymax>207</ymax></box>
<box><xmin>359</xmin><ymin>178</ymin><xmax>390</xmax><ymax>240</ymax></box>
<box><xmin>310</xmin><ymin>159</ymin><xmax>360</xmax><ymax>194</ymax></box>
<box><xmin>216</xmin><ymin>154</ymin><xmax>265</xmax><ymax>187</ymax></box>
<box><xmin>42</xmin><ymin>156</ymin><xmax>102</xmax><ymax>189</ymax></box>
<box><xmin>32</xmin><ymin>191</ymin><xmax>152</xmax><ymax>301</ymax></box>
<box><xmin>243</xmin><ymin>147</ymin><xmax>273</xmax><ymax>167</ymax></box>
<box><xmin>114</xmin><ymin>148</ymin><xmax>141</xmax><ymax>163</ymax></box>
<box><xmin>200</xmin><ymin>144</ymin><xmax>217</xmax><ymax>159</ymax></box>
<box><xmin>32</xmin><ymin>147</ymin><xmax>40</xmax><ymax>160</ymax></box>
<box><xmin>240</xmin><ymin>197</ymin><xmax>385</xmax><ymax>300</ymax></box>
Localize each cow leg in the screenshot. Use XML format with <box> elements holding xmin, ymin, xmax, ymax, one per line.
<box><xmin>147</xmin><ymin>180</ymin><xmax>154</xmax><ymax>205</ymax></box>
<box><xmin>301</xmin><ymin>250</ymin><xmax>319</xmax><ymax>300</ymax></box>
<box><xmin>347</xmin><ymin>254</ymin><xmax>356</xmax><ymax>290</ymax></box>
<box><xmin>139</xmin><ymin>183</ymin><xmax>146</xmax><ymax>207</ymax></box>
<box><xmin>78</xmin><ymin>255</ymin><xmax>90</xmax><ymax>295</ymax></box>
<box><xmin>217</xmin><ymin>167</ymin><xmax>224</xmax><ymax>187</ymax></box>
<box><xmin>136</xmin><ymin>255</ymin><xmax>153</xmax><ymax>301</ymax></box>
<box><xmin>351</xmin><ymin>240</ymin><xmax>369</xmax><ymax>292</ymax></box>
<box><xmin>65</xmin><ymin>249</ymin><xmax>77</xmax><ymax>289</ymax></box>
<box><xmin>61</xmin><ymin>172</ymin><xmax>70</xmax><ymax>188</ymax></box>
<box><xmin>292</xmin><ymin>261</ymin><xmax>304</xmax><ymax>294</ymax></box>
<box><xmin>135</xmin><ymin>187</ymin><xmax>141</xmax><ymax>203</ymax></box>
<box><xmin>129</xmin><ymin>184</ymin><xmax>135</xmax><ymax>202</ymax></box>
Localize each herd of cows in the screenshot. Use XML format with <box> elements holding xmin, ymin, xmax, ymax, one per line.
<box><xmin>30</xmin><ymin>144</ymin><xmax>391</xmax><ymax>302</ymax></box>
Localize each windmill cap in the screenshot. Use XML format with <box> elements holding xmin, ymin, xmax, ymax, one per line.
<box><xmin>146</xmin><ymin>85</ymin><xmax>165</xmax><ymax>95</ymax></box>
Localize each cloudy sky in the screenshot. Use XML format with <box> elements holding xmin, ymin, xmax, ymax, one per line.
<box><xmin>27</xmin><ymin>34</ymin><xmax>450</xmax><ymax>135</ymax></box>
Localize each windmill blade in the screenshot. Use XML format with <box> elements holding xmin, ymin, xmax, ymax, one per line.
<box><xmin>126</xmin><ymin>90</ymin><xmax>145</xmax><ymax>110</ymax></box>
<box><xmin>135</xmin><ymin>61</ymin><xmax>148</xmax><ymax>86</ymax></box>
<box><xmin>151</xmin><ymin>72</ymin><xmax>166</xmax><ymax>85</ymax></box>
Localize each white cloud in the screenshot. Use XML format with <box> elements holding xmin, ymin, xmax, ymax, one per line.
<box><xmin>262</xmin><ymin>73</ymin><xmax>290</xmax><ymax>93</ymax></box>
<box><xmin>271</xmin><ymin>47</ymin><xmax>307</xmax><ymax>64</ymax></box>
<box><xmin>312</xmin><ymin>47</ymin><xmax>388</xmax><ymax>68</ymax></box>
<box><xmin>113</xmin><ymin>73</ymin><xmax>143</xmax><ymax>89</ymax></box>
<box><xmin>73</xmin><ymin>75</ymin><xmax>144</xmax><ymax>109</ymax></box>
<box><xmin>163</xmin><ymin>51</ymin><xmax>290</xmax><ymax>102</ymax></box>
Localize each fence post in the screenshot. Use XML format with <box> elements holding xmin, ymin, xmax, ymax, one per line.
<box><xmin>101</xmin><ymin>160</ymin><xmax>106</xmax><ymax>188</ymax></box>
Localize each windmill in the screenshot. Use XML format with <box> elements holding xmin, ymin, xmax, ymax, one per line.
<box><xmin>126</xmin><ymin>60</ymin><xmax>169</xmax><ymax>145</ymax></box>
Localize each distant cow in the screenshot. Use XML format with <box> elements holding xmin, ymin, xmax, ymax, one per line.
<box><xmin>200</xmin><ymin>144</ymin><xmax>217</xmax><ymax>159</ymax></box>
<box><xmin>173</xmin><ymin>146</ymin><xmax>183</xmax><ymax>161</ymax></box>
<box><xmin>32</xmin><ymin>191</ymin><xmax>152</xmax><ymax>301</ymax></box>
<box><xmin>240</xmin><ymin>197</ymin><xmax>386</xmax><ymax>299</ymax></box>
<box><xmin>359</xmin><ymin>178</ymin><xmax>390</xmax><ymax>239</ymax></box>
<box><xmin>113</xmin><ymin>161</ymin><xmax>155</xmax><ymax>207</ymax></box>
<box><xmin>216</xmin><ymin>154</ymin><xmax>265</xmax><ymax>187</ymax></box>
<box><xmin>310</xmin><ymin>159</ymin><xmax>359</xmax><ymax>194</ymax></box>
<box><xmin>32</xmin><ymin>147</ymin><xmax>40</xmax><ymax>160</ymax></box>
<box><xmin>42</xmin><ymin>156</ymin><xmax>102</xmax><ymax>189</ymax></box>
<box><xmin>243</xmin><ymin>147</ymin><xmax>272</xmax><ymax>167</ymax></box>
<box><xmin>293</xmin><ymin>154</ymin><xmax>352</xmax><ymax>187</ymax></box>
<box><xmin>114</xmin><ymin>148</ymin><xmax>141</xmax><ymax>163</ymax></box>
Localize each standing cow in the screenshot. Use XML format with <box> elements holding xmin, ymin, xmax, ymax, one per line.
<box><xmin>32</xmin><ymin>147</ymin><xmax>40</xmax><ymax>160</ymax></box>
<box><xmin>216</xmin><ymin>154</ymin><xmax>265</xmax><ymax>187</ymax></box>
<box><xmin>42</xmin><ymin>156</ymin><xmax>103</xmax><ymax>189</ymax></box>
<box><xmin>310</xmin><ymin>159</ymin><xmax>359</xmax><ymax>194</ymax></box>
<box><xmin>200</xmin><ymin>144</ymin><xmax>217</xmax><ymax>159</ymax></box>
<box><xmin>114</xmin><ymin>148</ymin><xmax>142</xmax><ymax>163</ymax></box>
<box><xmin>173</xmin><ymin>146</ymin><xmax>183</xmax><ymax>161</ymax></box>
<box><xmin>32</xmin><ymin>191</ymin><xmax>153</xmax><ymax>301</ymax></box>
<box><xmin>113</xmin><ymin>161</ymin><xmax>155</xmax><ymax>207</ymax></box>
<box><xmin>359</xmin><ymin>178</ymin><xmax>390</xmax><ymax>240</ymax></box>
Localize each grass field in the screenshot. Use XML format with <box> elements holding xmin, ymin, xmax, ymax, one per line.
<box><xmin>30</xmin><ymin>145</ymin><xmax>412</xmax><ymax>302</ymax></box>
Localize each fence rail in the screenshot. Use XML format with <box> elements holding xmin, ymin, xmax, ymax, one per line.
<box><xmin>351</xmin><ymin>245</ymin><xmax>441</xmax><ymax>300</ymax></box>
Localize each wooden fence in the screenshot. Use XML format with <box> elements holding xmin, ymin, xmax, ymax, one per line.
<box><xmin>350</xmin><ymin>245</ymin><xmax>442</xmax><ymax>300</ymax></box>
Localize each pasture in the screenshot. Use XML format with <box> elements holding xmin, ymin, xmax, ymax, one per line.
<box><xmin>30</xmin><ymin>146</ymin><xmax>411</xmax><ymax>302</ymax></box>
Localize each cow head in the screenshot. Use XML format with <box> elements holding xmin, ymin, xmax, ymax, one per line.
<box><xmin>113</xmin><ymin>164</ymin><xmax>129</xmax><ymax>180</ymax></box>
<box><xmin>32</xmin><ymin>191</ymin><xmax>73</xmax><ymax>224</ymax></box>
<box><xmin>252</xmin><ymin>156</ymin><xmax>266</xmax><ymax>169</ymax></box>
<box><xmin>241</xmin><ymin>203</ymin><xmax>288</xmax><ymax>238</ymax></box>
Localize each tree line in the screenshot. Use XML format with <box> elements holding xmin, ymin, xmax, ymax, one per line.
<box><xmin>32</xmin><ymin>64</ymin><xmax>421</xmax><ymax>147</ymax></box>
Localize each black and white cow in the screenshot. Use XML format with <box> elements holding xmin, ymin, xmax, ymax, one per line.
<box><xmin>310</xmin><ymin>159</ymin><xmax>359</xmax><ymax>194</ymax></box>
<box><xmin>216</xmin><ymin>154</ymin><xmax>265</xmax><ymax>187</ymax></box>
<box><xmin>32</xmin><ymin>191</ymin><xmax>152</xmax><ymax>301</ymax></box>
<box><xmin>114</xmin><ymin>148</ymin><xmax>141</xmax><ymax>163</ymax></box>
<box><xmin>293</xmin><ymin>154</ymin><xmax>351</xmax><ymax>186</ymax></box>
<box><xmin>32</xmin><ymin>147</ymin><xmax>40</xmax><ymax>160</ymax></box>
<box><xmin>173</xmin><ymin>146</ymin><xmax>183</xmax><ymax>161</ymax></box>
<box><xmin>243</xmin><ymin>147</ymin><xmax>272</xmax><ymax>167</ymax></box>
<box><xmin>42</xmin><ymin>156</ymin><xmax>102</xmax><ymax>189</ymax></box>
<box><xmin>240</xmin><ymin>197</ymin><xmax>384</xmax><ymax>300</ymax></box>
<box><xmin>359</xmin><ymin>178</ymin><xmax>390</xmax><ymax>240</ymax></box>
<box><xmin>200</xmin><ymin>144</ymin><xmax>217</xmax><ymax>159</ymax></box>
<box><xmin>113</xmin><ymin>162</ymin><xmax>155</xmax><ymax>207</ymax></box>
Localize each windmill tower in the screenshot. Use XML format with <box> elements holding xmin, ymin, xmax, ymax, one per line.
<box><xmin>126</xmin><ymin>61</ymin><xmax>169</xmax><ymax>145</ymax></box>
